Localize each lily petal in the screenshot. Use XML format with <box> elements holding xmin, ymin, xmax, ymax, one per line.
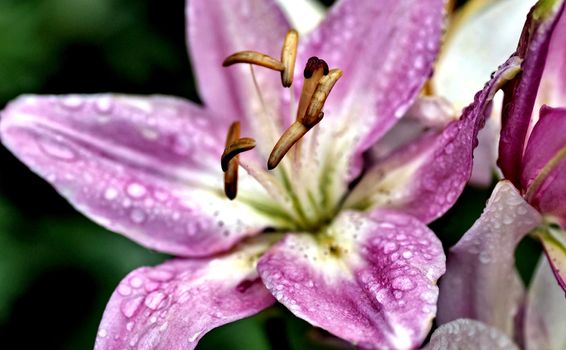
<box><xmin>433</xmin><ymin>0</ymin><xmax>535</xmax><ymax>112</ymax></box>
<box><xmin>524</xmin><ymin>257</ymin><xmax>566</xmax><ymax>350</ymax></box>
<box><xmin>437</xmin><ymin>181</ymin><xmax>542</xmax><ymax>336</ymax></box>
<box><xmin>346</xmin><ymin>58</ymin><xmax>523</xmax><ymax>224</ymax></box>
<box><xmin>274</xmin><ymin>0</ymin><xmax>324</xmax><ymax>34</ymax></box>
<box><xmin>424</xmin><ymin>319</ymin><xmax>518</xmax><ymax>350</ymax></box>
<box><xmin>536</xmin><ymin>226</ymin><xmax>566</xmax><ymax>291</ymax></box>
<box><xmin>0</xmin><ymin>95</ymin><xmax>276</xmax><ymax>257</ymax></box>
<box><xmin>521</xmin><ymin>106</ymin><xmax>566</xmax><ymax>216</ymax></box>
<box><xmin>498</xmin><ymin>0</ymin><xmax>565</xmax><ymax>185</ymax></box>
<box><xmin>94</xmin><ymin>236</ymin><xmax>277</xmax><ymax>350</ymax></box>
<box><xmin>258</xmin><ymin>210</ymin><xmax>445</xmax><ymax>349</ymax></box>
<box><xmin>538</xmin><ymin>3</ymin><xmax>566</xmax><ymax>108</ymax></box>
<box><xmin>296</xmin><ymin>0</ymin><xmax>445</xmax><ymax>180</ymax></box>
<box><xmin>187</xmin><ymin>0</ymin><xmax>290</xmax><ymax>156</ymax></box>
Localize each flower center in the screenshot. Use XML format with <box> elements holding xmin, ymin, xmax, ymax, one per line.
<box><xmin>220</xmin><ymin>29</ymin><xmax>344</xmax><ymax>232</ymax></box>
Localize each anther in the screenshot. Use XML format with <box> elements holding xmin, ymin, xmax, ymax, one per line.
<box><xmin>303</xmin><ymin>69</ymin><xmax>343</xmax><ymax>126</ymax></box>
<box><xmin>280</xmin><ymin>29</ymin><xmax>299</xmax><ymax>88</ymax></box>
<box><xmin>267</xmin><ymin>121</ymin><xmax>309</xmax><ymax>170</ymax></box>
<box><xmin>296</xmin><ymin>57</ymin><xmax>329</xmax><ymax>124</ymax></box>
<box><xmin>222</xmin><ymin>122</ymin><xmax>255</xmax><ymax>200</ymax></box>
<box><xmin>221</xmin><ymin>137</ymin><xmax>256</xmax><ymax>172</ymax></box>
<box><xmin>223</xmin><ymin>51</ymin><xmax>284</xmax><ymax>71</ymax></box>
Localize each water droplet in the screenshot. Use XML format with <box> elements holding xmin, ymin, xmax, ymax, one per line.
<box><xmin>118</xmin><ymin>284</ymin><xmax>132</xmax><ymax>296</ymax></box>
<box><xmin>130</xmin><ymin>277</ymin><xmax>143</xmax><ymax>288</ymax></box>
<box><xmin>402</xmin><ymin>251</ymin><xmax>413</xmax><ymax>259</ymax></box>
<box><xmin>98</xmin><ymin>329</ymin><xmax>107</xmax><ymax>338</ymax></box>
<box><xmin>126</xmin><ymin>321</ymin><xmax>134</xmax><ymax>331</ymax></box>
<box><xmin>383</xmin><ymin>242</ymin><xmax>398</xmax><ymax>254</ymax></box>
<box><xmin>127</xmin><ymin>183</ymin><xmax>147</xmax><ymax>198</ymax></box>
<box><xmin>61</xmin><ymin>95</ymin><xmax>84</xmax><ymax>109</ymax></box>
<box><xmin>144</xmin><ymin>291</ymin><xmax>166</xmax><ymax>310</ymax></box>
<box><xmin>130</xmin><ymin>208</ymin><xmax>146</xmax><ymax>224</ymax></box>
<box><xmin>392</xmin><ymin>276</ymin><xmax>415</xmax><ymax>291</ymax></box>
<box><xmin>96</xmin><ymin>97</ymin><xmax>113</xmax><ymax>114</ymax></box>
<box><xmin>147</xmin><ymin>269</ymin><xmax>174</xmax><ymax>282</ymax></box>
<box><xmin>121</xmin><ymin>296</ymin><xmax>144</xmax><ymax>318</ymax></box>
<box><xmin>38</xmin><ymin>138</ymin><xmax>76</xmax><ymax>160</ymax></box>
<box><xmin>104</xmin><ymin>187</ymin><xmax>119</xmax><ymax>201</ymax></box>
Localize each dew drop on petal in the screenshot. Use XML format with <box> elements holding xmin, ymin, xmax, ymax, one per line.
<box><xmin>38</xmin><ymin>138</ymin><xmax>76</xmax><ymax>161</ymax></box>
<box><xmin>98</xmin><ymin>329</ymin><xmax>107</xmax><ymax>338</ymax></box>
<box><xmin>144</xmin><ymin>291</ymin><xmax>166</xmax><ymax>310</ymax></box>
<box><xmin>130</xmin><ymin>208</ymin><xmax>146</xmax><ymax>224</ymax></box>
<box><xmin>104</xmin><ymin>187</ymin><xmax>119</xmax><ymax>201</ymax></box>
<box><xmin>127</xmin><ymin>183</ymin><xmax>147</xmax><ymax>198</ymax></box>
<box><xmin>120</xmin><ymin>296</ymin><xmax>144</xmax><ymax>318</ymax></box>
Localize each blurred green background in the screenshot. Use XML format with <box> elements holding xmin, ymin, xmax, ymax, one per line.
<box><xmin>0</xmin><ymin>0</ymin><xmax>540</xmax><ymax>349</ymax></box>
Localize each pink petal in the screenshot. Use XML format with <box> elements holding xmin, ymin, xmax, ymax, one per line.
<box><xmin>437</xmin><ymin>181</ymin><xmax>542</xmax><ymax>336</ymax></box>
<box><xmin>258</xmin><ymin>210</ymin><xmax>445</xmax><ymax>349</ymax></box>
<box><xmin>538</xmin><ymin>4</ymin><xmax>566</xmax><ymax>108</ymax></box>
<box><xmin>522</xmin><ymin>106</ymin><xmax>566</xmax><ymax>224</ymax></box>
<box><xmin>94</xmin><ymin>237</ymin><xmax>276</xmax><ymax>350</ymax></box>
<box><xmin>346</xmin><ymin>58</ymin><xmax>523</xmax><ymax>224</ymax></box>
<box><xmin>524</xmin><ymin>257</ymin><xmax>566</xmax><ymax>350</ymax></box>
<box><xmin>498</xmin><ymin>1</ymin><xmax>565</xmax><ymax>186</ymax></box>
<box><xmin>187</xmin><ymin>0</ymin><xmax>290</xmax><ymax>153</ymax></box>
<box><xmin>424</xmin><ymin>319</ymin><xmax>518</xmax><ymax>350</ymax></box>
<box><xmin>296</xmin><ymin>0</ymin><xmax>445</xmax><ymax>177</ymax></box>
<box><xmin>0</xmin><ymin>95</ymin><xmax>276</xmax><ymax>257</ymax></box>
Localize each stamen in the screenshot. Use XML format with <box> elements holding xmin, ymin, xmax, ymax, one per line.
<box><xmin>222</xmin><ymin>121</ymin><xmax>254</xmax><ymax>200</ymax></box>
<box><xmin>221</xmin><ymin>137</ymin><xmax>256</xmax><ymax>172</ymax></box>
<box><xmin>223</xmin><ymin>51</ymin><xmax>284</xmax><ymax>71</ymax></box>
<box><xmin>304</xmin><ymin>69</ymin><xmax>343</xmax><ymax>126</ymax></box>
<box><xmin>267</xmin><ymin>113</ymin><xmax>323</xmax><ymax>170</ymax></box>
<box><xmin>296</xmin><ymin>57</ymin><xmax>329</xmax><ymax>124</ymax></box>
<box><xmin>280</xmin><ymin>29</ymin><xmax>299</xmax><ymax>88</ymax></box>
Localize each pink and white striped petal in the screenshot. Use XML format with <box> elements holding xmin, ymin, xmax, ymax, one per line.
<box><xmin>187</xmin><ymin>0</ymin><xmax>290</xmax><ymax>158</ymax></box>
<box><xmin>291</xmin><ymin>0</ymin><xmax>445</xmax><ymax>191</ymax></box>
<box><xmin>95</xmin><ymin>237</ymin><xmax>277</xmax><ymax>350</ymax></box>
<box><xmin>258</xmin><ymin>210</ymin><xmax>445</xmax><ymax>349</ymax></box>
<box><xmin>524</xmin><ymin>257</ymin><xmax>566</xmax><ymax>350</ymax></box>
<box><xmin>424</xmin><ymin>319</ymin><xmax>518</xmax><ymax>350</ymax></box>
<box><xmin>345</xmin><ymin>57</ymin><xmax>522</xmax><ymax>224</ymax></box>
<box><xmin>0</xmin><ymin>95</ymin><xmax>277</xmax><ymax>257</ymax></box>
<box><xmin>437</xmin><ymin>181</ymin><xmax>542</xmax><ymax>336</ymax></box>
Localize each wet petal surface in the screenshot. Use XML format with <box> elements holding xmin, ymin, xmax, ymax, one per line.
<box><xmin>0</xmin><ymin>95</ymin><xmax>276</xmax><ymax>257</ymax></box>
<box><xmin>258</xmin><ymin>210</ymin><xmax>445</xmax><ymax>349</ymax></box>
<box><xmin>424</xmin><ymin>319</ymin><xmax>518</xmax><ymax>350</ymax></box>
<box><xmin>95</xmin><ymin>237</ymin><xmax>276</xmax><ymax>350</ymax></box>
<box><xmin>437</xmin><ymin>181</ymin><xmax>542</xmax><ymax>336</ymax></box>
<box><xmin>346</xmin><ymin>58</ymin><xmax>523</xmax><ymax>224</ymax></box>
<box><xmin>524</xmin><ymin>257</ymin><xmax>566</xmax><ymax>350</ymax></box>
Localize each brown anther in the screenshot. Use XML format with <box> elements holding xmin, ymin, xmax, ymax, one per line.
<box><xmin>267</xmin><ymin>121</ymin><xmax>309</xmax><ymax>170</ymax></box>
<box><xmin>296</xmin><ymin>57</ymin><xmax>329</xmax><ymax>124</ymax></box>
<box><xmin>280</xmin><ymin>29</ymin><xmax>299</xmax><ymax>88</ymax></box>
<box><xmin>221</xmin><ymin>137</ymin><xmax>256</xmax><ymax>172</ymax></box>
<box><xmin>304</xmin><ymin>69</ymin><xmax>343</xmax><ymax>126</ymax></box>
<box><xmin>223</xmin><ymin>122</ymin><xmax>243</xmax><ymax>200</ymax></box>
<box><xmin>223</xmin><ymin>51</ymin><xmax>284</xmax><ymax>71</ymax></box>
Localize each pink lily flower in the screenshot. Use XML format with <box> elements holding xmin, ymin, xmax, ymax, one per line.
<box><xmin>0</xmin><ymin>0</ymin><xmax>517</xmax><ymax>348</ymax></box>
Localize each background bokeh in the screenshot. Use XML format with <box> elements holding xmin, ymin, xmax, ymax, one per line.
<box><xmin>0</xmin><ymin>0</ymin><xmax>541</xmax><ymax>348</ymax></box>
